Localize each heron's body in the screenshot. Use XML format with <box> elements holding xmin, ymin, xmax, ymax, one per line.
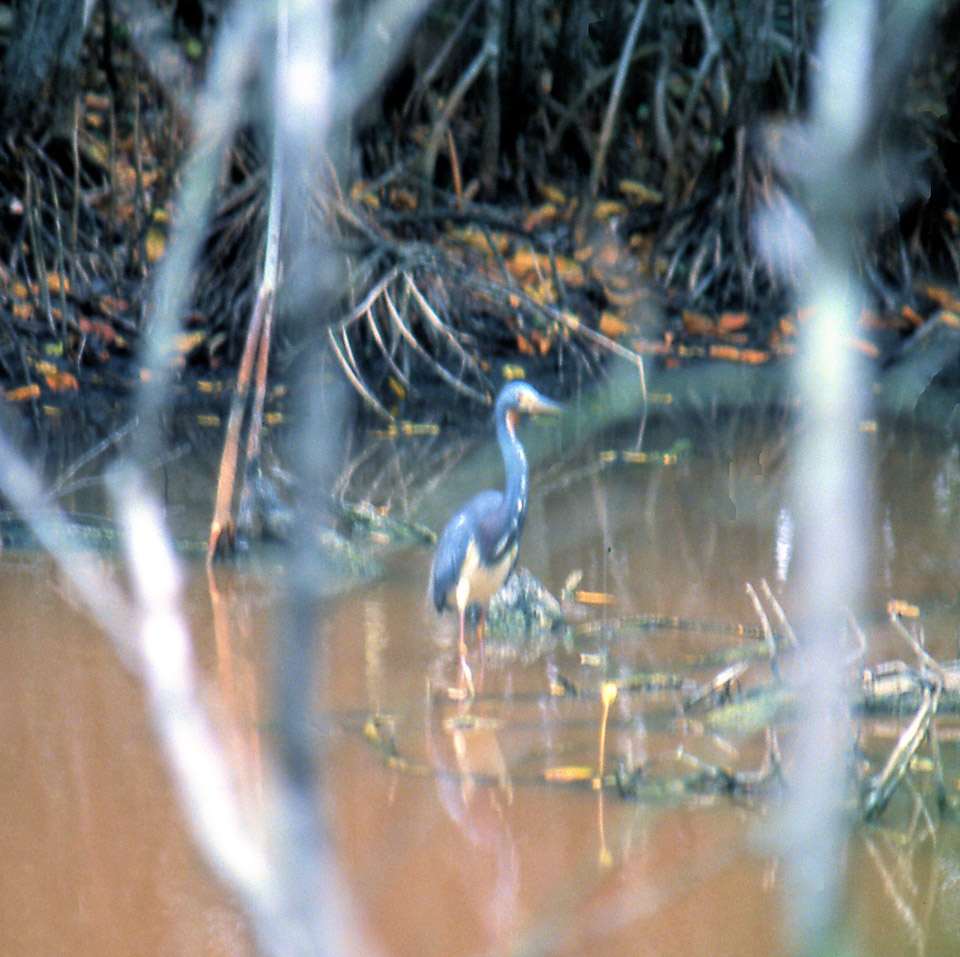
<box><xmin>430</xmin><ymin>382</ymin><xmax>560</xmax><ymax>689</ymax></box>
<box><xmin>432</xmin><ymin>492</ymin><xmax>520</xmax><ymax>613</ymax></box>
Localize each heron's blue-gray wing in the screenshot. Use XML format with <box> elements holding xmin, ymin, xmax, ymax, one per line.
<box><xmin>430</xmin><ymin>490</ymin><xmax>503</xmax><ymax>611</ymax></box>
<box><xmin>474</xmin><ymin>491</ymin><xmax>519</xmax><ymax>565</ymax></box>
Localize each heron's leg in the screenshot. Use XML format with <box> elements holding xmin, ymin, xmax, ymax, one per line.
<box><xmin>475</xmin><ymin>609</ymin><xmax>486</xmax><ymax>691</ymax></box>
<box><xmin>458</xmin><ymin>607</ymin><xmax>469</xmax><ymax>671</ymax></box>
<box><xmin>455</xmin><ymin>579</ymin><xmax>475</xmax><ymax>698</ymax></box>
<box><xmin>457</xmin><ymin>611</ymin><xmax>475</xmax><ymax>698</ymax></box>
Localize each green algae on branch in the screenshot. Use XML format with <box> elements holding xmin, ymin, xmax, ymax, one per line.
<box><xmin>484</xmin><ymin>567</ymin><xmax>570</xmax><ymax>657</ymax></box>
<box><xmin>614</xmin><ymin>742</ymin><xmax>784</xmax><ymax>803</ymax></box>
<box><xmin>705</xmin><ymin>685</ymin><xmax>794</xmax><ymax>736</ymax></box>
<box><xmin>0</xmin><ymin>510</ymin><xmax>381</xmax><ymax>579</ymax></box>
<box><xmin>0</xmin><ymin>512</ymin><xmax>201</xmax><ymax>555</ymax></box>
<box><xmin>327</xmin><ymin>497</ymin><xmax>436</xmax><ymax>547</ymax></box>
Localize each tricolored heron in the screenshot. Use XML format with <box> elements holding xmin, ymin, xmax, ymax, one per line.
<box><xmin>431</xmin><ymin>381</ymin><xmax>561</xmax><ymax>689</ymax></box>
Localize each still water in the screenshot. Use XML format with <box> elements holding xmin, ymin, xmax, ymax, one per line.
<box><xmin>3</xmin><ymin>410</ymin><xmax>960</xmax><ymax>955</ymax></box>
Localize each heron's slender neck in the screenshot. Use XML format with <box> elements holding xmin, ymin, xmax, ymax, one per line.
<box><xmin>497</xmin><ymin>408</ymin><xmax>529</xmax><ymax>524</ymax></box>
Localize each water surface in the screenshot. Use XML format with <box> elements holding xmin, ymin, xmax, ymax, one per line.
<box><xmin>3</xmin><ymin>412</ymin><xmax>960</xmax><ymax>955</ymax></box>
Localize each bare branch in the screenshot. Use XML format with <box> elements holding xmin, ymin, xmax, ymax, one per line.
<box><xmin>588</xmin><ymin>0</ymin><xmax>653</xmax><ymax>199</ymax></box>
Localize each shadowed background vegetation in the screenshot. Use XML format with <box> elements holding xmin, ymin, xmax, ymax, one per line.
<box><xmin>0</xmin><ymin>0</ymin><xmax>958</xmax><ymax>435</ymax></box>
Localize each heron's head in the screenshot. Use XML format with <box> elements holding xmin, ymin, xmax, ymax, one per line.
<box><xmin>495</xmin><ymin>381</ymin><xmax>561</xmax><ymax>433</ymax></box>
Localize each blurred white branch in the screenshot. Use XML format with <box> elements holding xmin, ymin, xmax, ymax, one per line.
<box><xmin>0</xmin><ymin>0</ymin><xmax>428</xmax><ymax>954</ymax></box>
<box><xmin>0</xmin><ymin>431</ymin><xmax>133</xmax><ymax>655</ymax></box>
<box><xmin>134</xmin><ymin>0</ymin><xmax>267</xmax><ymax>469</ymax></box>
<box><xmin>334</xmin><ymin>0</ymin><xmax>429</xmax><ymax>119</ymax></box>
<box><xmin>761</xmin><ymin>0</ymin><xmax>938</xmax><ymax>949</ymax></box>
<box><xmin>112</xmin><ymin>462</ymin><xmax>275</xmax><ymax>906</ymax></box>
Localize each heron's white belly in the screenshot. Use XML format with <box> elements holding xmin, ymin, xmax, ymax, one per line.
<box><xmin>452</xmin><ymin>539</ymin><xmax>518</xmax><ymax>610</ymax></box>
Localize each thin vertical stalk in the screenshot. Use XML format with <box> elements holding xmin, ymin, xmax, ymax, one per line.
<box><xmin>589</xmin><ymin>0</ymin><xmax>653</xmax><ymax>200</ymax></box>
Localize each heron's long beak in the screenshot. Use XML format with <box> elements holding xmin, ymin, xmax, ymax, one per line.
<box><xmin>524</xmin><ymin>390</ymin><xmax>562</xmax><ymax>416</ymax></box>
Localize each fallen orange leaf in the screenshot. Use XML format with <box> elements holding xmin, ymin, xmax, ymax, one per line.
<box><xmin>900</xmin><ymin>304</ymin><xmax>924</xmax><ymax>326</ymax></box>
<box><xmin>530</xmin><ymin>330</ymin><xmax>554</xmax><ymax>355</ymax></box>
<box><xmin>779</xmin><ymin>315</ymin><xmax>798</xmax><ymax>336</ymax></box>
<box><xmin>46</xmin><ymin>272</ymin><xmax>69</xmax><ymax>295</ymax></box>
<box><xmin>594</xmin><ymin>242</ymin><xmax>620</xmax><ymax>270</ymax></box>
<box><xmin>507</xmin><ymin>248</ymin><xmax>584</xmax><ymax>287</ymax></box>
<box><xmin>599</xmin><ymin>311</ymin><xmax>628</xmax><ymax>338</ymax></box>
<box><xmin>618</xmin><ymin>180</ymin><xmax>663</xmax><ymax>204</ymax></box>
<box><xmin>523</xmin><ymin>203</ymin><xmax>561</xmax><ymax>231</ymax></box>
<box><xmin>516</xmin><ymin>333</ymin><xmax>536</xmax><ymax>356</ymax></box>
<box><xmin>79</xmin><ymin>317</ymin><xmax>120</xmax><ymax>344</ymax></box>
<box><xmin>145</xmin><ymin>227</ymin><xmax>166</xmax><ymax>264</ymax></box>
<box><xmin>682</xmin><ymin>310</ymin><xmax>714</xmax><ymax>335</ymax></box>
<box><xmin>709</xmin><ymin>343</ymin><xmax>742</xmax><ymax>361</ymax></box>
<box><xmin>539</xmin><ymin>183</ymin><xmax>567</xmax><ymax>205</ymax></box>
<box><xmin>33</xmin><ymin>360</ymin><xmax>79</xmax><ymax>391</ymax></box>
<box><xmin>922</xmin><ymin>284</ymin><xmax>960</xmax><ymax>312</ymax></box>
<box><xmin>594</xmin><ymin>200</ymin><xmax>627</xmax><ymax>220</ymax></box>
<box><xmin>461</xmin><ymin>227</ymin><xmax>510</xmax><ymax>255</ymax></box>
<box><xmin>6</xmin><ymin>384</ymin><xmax>41</xmax><ymax>402</ymax></box>
<box><xmin>85</xmin><ymin>92</ymin><xmax>111</xmax><ymax>111</ymax></box>
<box><xmin>717</xmin><ymin>311</ymin><xmax>749</xmax><ymax>333</ymax></box>
<box><xmin>388</xmin><ymin>187</ymin><xmax>417</xmax><ymax>212</ymax></box>
<box><xmin>100</xmin><ymin>296</ymin><xmax>129</xmax><ymax>316</ymax></box>
<box><xmin>43</xmin><ymin>369</ymin><xmax>79</xmax><ymax>392</ymax></box>
<box><xmin>175</xmin><ymin>330</ymin><xmax>206</xmax><ymax>354</ymax></box>
<box><xmin>708</xmin><ymin>344</ymin><xmax>769</xmax><ymax>364</ymax></box>
<box><xmin>887</xmin><ymin>598</ymin><xmax>919</xmax><ymax>618</ymax></box>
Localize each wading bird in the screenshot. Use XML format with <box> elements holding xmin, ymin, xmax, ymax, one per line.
<box><xmin>431</xmin><ymin>381</ymin><xmax>561</xmax><ymax>691</ymax></box>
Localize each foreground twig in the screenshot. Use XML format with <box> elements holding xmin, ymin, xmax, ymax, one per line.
<box><xmin>113</xmin><ymin>463</ymin><xmax>275</xmax><ymax>907</ymax></box>
<box><xmin>133</xmin><ymin>2</ymin><xmax>263</xmax><ymax>474</ymax></box>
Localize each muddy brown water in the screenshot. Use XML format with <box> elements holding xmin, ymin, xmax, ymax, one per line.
<box><xmin>3</xmin><ymin>413</ymin><xmax>960</xmax><ymax>956</ymax></box>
